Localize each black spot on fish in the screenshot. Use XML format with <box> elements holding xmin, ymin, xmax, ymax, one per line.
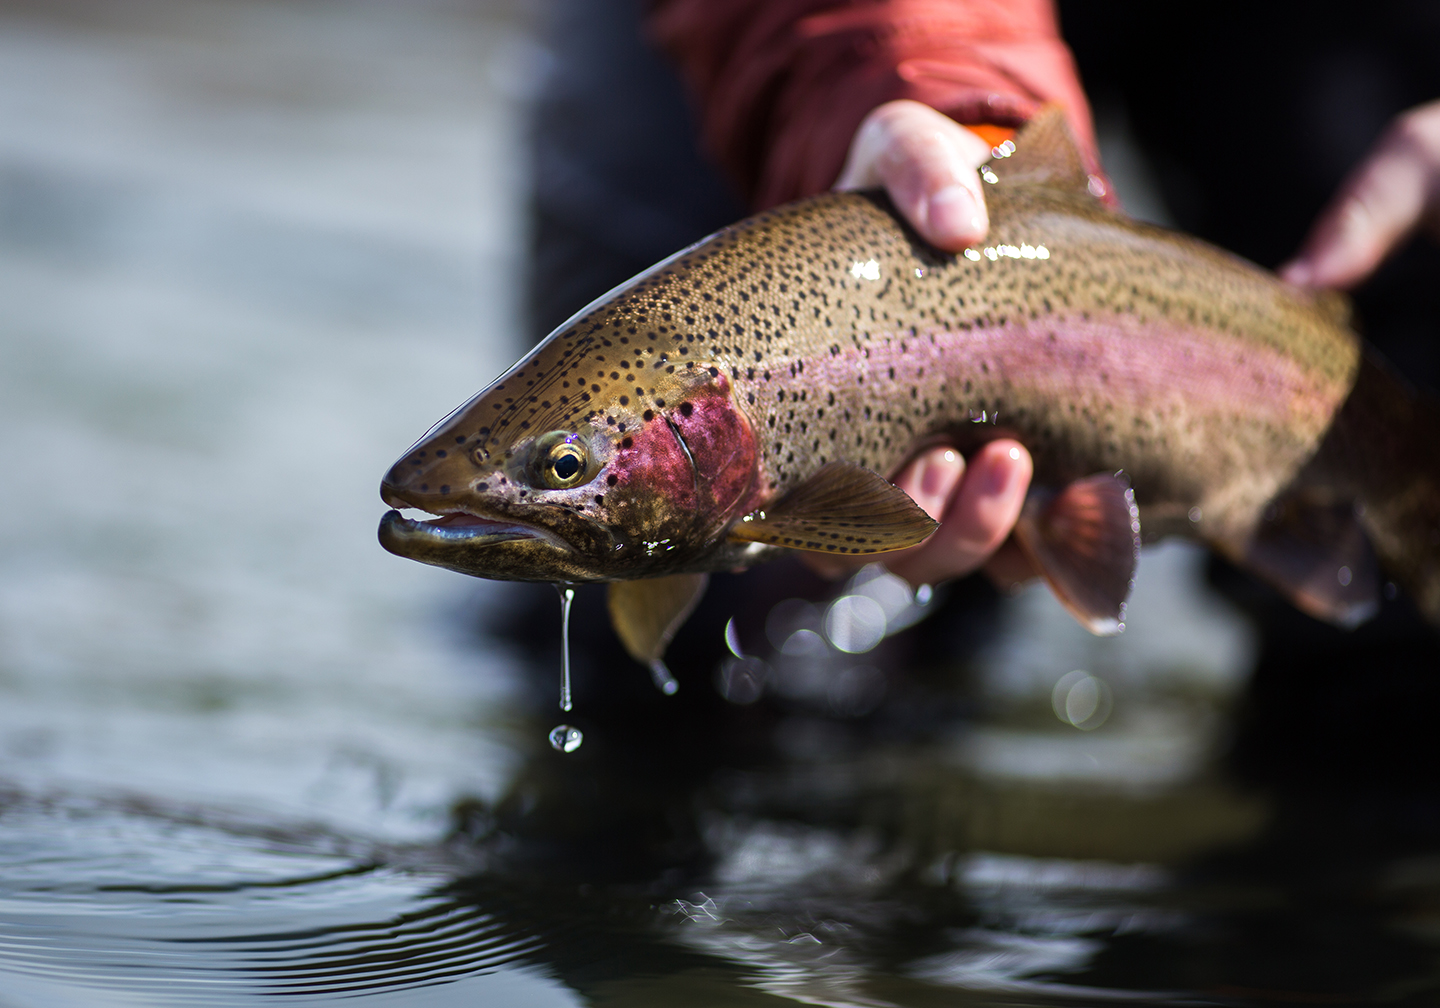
<box><xmin>476</xmin><ymin>482</ymin><xmax>488</xmax><ymax>491</ymax></box>
<box><xmin>435</xmin><ymin>450</ymin><xmax>447</xmax><ymax>458</ymax></box>
<box><xmin>621</xmin><ymin>437</ymin><xmax>633</xmax><ymax>449</ymax></box>
<box><xmin>679</xmin><ymin>402</ymin><xmax>693</xmax><ymax>418</ymax></box>
<box><xmin>594</xmin><ymin>495</ymin><xmax>604</xmax><ymax>505</ymax></box>
<box><xmin>440</xmin><ymin>485</ymin><xmax>450</xmax><ymax>494</ymax></box>
<box><xmin>643</xmin><ymin>409</ymin><xmax>654</xmax><ymax>421</ymax></box>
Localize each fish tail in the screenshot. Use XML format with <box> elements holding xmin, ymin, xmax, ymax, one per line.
<box><xmin>1339</xmin><ymin>354</ymin><xmax>1440</xmax><ymax>623</ymax></box>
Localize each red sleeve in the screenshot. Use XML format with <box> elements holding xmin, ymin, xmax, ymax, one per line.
<box><xmin>648</xmin><ymin>0</ymin><xmax>1097</xmax><ymax>209</ymax></box>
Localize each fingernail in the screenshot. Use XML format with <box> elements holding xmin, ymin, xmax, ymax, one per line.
<box><xmin>984</xmin><ymin>450</ymin><xmax>1021</xmax><ymax>495</ymax></box>
<box><xmin>925</xmin><ymin>185</ymin><xmax>983</xmax><ymax>244</ymax></box>
<box><xmin>919</xmin><ymin>448</ymin><xmax>960</xmax><ymax>498</ymax></box>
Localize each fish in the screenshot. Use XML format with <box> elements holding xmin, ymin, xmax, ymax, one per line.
<box><xmin>378</xmin><ymin>107</ymin><xmax>1440</xmax><ymax>673</ymax></box>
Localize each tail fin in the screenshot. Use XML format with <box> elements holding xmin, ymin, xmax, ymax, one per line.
<box><xmin>1330</xmin><ymin>353</ymin><xmax>1440</xmax><ymax>624</ymax></box>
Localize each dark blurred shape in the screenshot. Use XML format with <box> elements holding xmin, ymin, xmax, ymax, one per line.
<box><xmin>1060</xmin><ymin>0</ymin><xmax>1440</xmax><ymax>396</ymax></box>
<box><xmin>527</xmin><ymin>0</ymin><xmax>745</xmax><ymax>337</ymax></box>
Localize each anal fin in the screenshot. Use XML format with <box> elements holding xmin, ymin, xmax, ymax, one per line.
<box><xmin>607</xmin><ymin>573</ymin><xmax>709</xmax><ymax>693</ymax></box>
<box><xmin>1244</xmin><ymin>496</ymin><xmax>1379</xmax><ymax>628</ymax></box>
<box><xmin>727</xmin><ymin>461</ymin><xmax>938</xmax><ymax>555</ymax></box>
<box><xmin>1014</xmin><ymin>472</ymin><xmax>1141</xmax><ymax>636</ymax></box>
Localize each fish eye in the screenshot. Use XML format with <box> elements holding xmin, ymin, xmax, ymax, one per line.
<box><xmin>532</xmin><ymin>430</ymin><xmax>589</xmax><ymax>489</ymax></box>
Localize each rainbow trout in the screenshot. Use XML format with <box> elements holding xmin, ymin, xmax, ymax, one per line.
<box><xmin>379</xmin><ymin>109</ymin><xmax>1440</xmax><ymax>671</ymax></box>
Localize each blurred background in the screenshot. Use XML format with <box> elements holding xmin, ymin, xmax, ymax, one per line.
<box><xmin>2</xmin><ymin>1</ymin><xmax>1440</xmax><ymax>1005</ymax></box>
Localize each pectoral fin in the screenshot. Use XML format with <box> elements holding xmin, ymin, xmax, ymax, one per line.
<box><xmin>607</xmin><ymin>573</ymin><xmax>709</xmax><ymax>694</ymax></box>
<box><xmin>727</xmin><ymin>461</ymin><xmax>938</xmax><ymax>555</ymax></box>
<box><xmin>1014</xmin><ymin>472</ymin><xmax>1141</xmax><ymax>635</ymax></box>
<box><xmin>1243</xmin><ymin>496</ymin><xmax>1379</xmax><ymax>628</ymax></box>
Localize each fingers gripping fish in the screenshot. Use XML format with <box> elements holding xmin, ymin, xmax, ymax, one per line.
<box><xmin>379</xmin><ymin>108</ymin><xmax>1440</xmax><ymax>676</ymax></box>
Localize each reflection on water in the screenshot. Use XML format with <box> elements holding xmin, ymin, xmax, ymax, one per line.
<box><xmin>4</xmin><ymin>1</ymin><xmax>1440</xmax><ymax>1005</ymax></box>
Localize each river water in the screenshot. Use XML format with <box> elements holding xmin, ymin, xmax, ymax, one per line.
<box><xmin>3</xmin><ymin>2</ymin><xmax>1440</xmax><ymax>1005</ymax></box>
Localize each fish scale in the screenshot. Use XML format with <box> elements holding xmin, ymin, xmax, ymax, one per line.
<box><xmin>379</xmin><ymin>108</ymin><xmax>1440</xmax><ymax>653</ymax></box>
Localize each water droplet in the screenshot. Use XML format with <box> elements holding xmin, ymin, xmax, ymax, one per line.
<box><xmin>824</xmin><ymin>594</ymin><xmax>887</xmax><ymax>653</ymax></box>
<box><xmin>915</xmin><ymin>584</ymin><xmax>934</xmax><ymax>606</ymax></box>
<box><xmin>649</xmin><ymin>659</ymin><xmax>679</xmax><ymax>695</ymax></box>
<box><xmin>781</xmin><ymin>627</ymin><xmax>827</xmax><ymax>656</ymax></box>
<box><xmin>723</xmin><ymin>617</ymin><xmax>744</xmax><ymax>658</ymax></box>
<box><xmin>1188</xmin><ymin>506</ymin><xmax>1202</xmax><ymax>523</ymax></box>
<box><xmin>1337</xmin><ymin>565</ymin><xmax>1352</xmax><ymax>587</ymax></box>
<box><xmin>554</xmin><ymin>584</ymin><xmax>575</xmax><ymax>712</ymax></box>
<box><xmin>549</xmin><ymin>724</ymin><xmax>583</xmax><ymax>752</ymax></box>
<box><xmin>1052</xmin><ymin>670</ymin><xmax>1113</xmax><ymax>730</ymax></box>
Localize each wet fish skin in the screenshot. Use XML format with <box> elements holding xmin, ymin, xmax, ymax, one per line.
<box><xmin>379</xmin><ymin>109</ymin><xmax>1438</xmax><ymax>626</ymax></box>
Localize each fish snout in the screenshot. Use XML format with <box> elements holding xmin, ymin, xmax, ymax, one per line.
<box><xmin>379</xmin><ymin>456</ymin><xmax>427</xmax><ymax>510</ymax></box>
<box><xmin>379</xmin><ymin>445</ymin><xmax>478</xmax><ymax>512</ymax></box>
<box><xmin>380</xmin><ymin>481</ymin><xmax>411</xmax><ymax>510</ymax></box>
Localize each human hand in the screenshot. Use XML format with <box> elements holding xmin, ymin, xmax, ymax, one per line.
<box><xmin>834</xmin><ymin>99</ymin><xmax>996</xmax><ymax>251</ymax></box>
<box><xmin>1281</xmin><ymin>99</ymin><xmax>1440</xmax><ymax>290</ymax></box>
<box><xmin>808</xmin><ymin>101</ymin><xmax>1034</xmax><ymax>590</ymax></box>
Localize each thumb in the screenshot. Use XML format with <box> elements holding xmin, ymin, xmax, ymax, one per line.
<box><xmin>835</xmin><ymin>100</ymin><xmax>994</xmax><ymax>251</ymax></box>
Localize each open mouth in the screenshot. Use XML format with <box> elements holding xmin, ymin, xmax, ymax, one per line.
<box><xmin>379</xmin><ymin>508</ymin><xmax>545</xmax><ymax>547</ymax></box>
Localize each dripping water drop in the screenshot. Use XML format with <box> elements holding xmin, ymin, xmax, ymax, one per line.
<box><xmin>549</xmin><ymin>725</ymin><xmax>583</xmax><ymax>752</ymax></box>
<box><xmin>555</xmin><ymin>583</ymin><xmax>575</xmax><ymax>712</ymax></box>
<box><xmin>649</xmin><ymin>659</ymin><xmax>679</xmax><ymax>695</ymax></box>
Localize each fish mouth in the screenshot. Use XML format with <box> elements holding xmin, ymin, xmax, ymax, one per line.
<box><xmin>379</xmin><ymin>508</ymin><xmax>546</xmax><ymax>547</ymax></box>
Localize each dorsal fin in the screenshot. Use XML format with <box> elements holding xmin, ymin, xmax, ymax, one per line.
<box><xmin>987</xmin><ymin>104</ymin><xmax>1094</xmax><ymax>197</ymax></box>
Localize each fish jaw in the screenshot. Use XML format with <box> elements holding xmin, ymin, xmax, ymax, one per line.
<box><xmin>377</xmin><ymin>508</ymin><xmax>601</xmax><ymax>582</ymax></box>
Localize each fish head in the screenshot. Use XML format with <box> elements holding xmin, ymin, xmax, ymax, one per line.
<box><xmin>379</xmin><ymin>335</ymin><xmax>761</xmax><ymax>583</ymax></box>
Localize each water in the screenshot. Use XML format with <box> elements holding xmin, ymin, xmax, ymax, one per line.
<box><xmin>549</xmin><ymin>726</ymin><xmax>583</xmax><ymax>754</ymax></box>
<box><xmin>648</xmin><ymin>659</ymin><xmax>681</xmax><ymax>696</ymax></box>
<box><xmin>4</xmin><ymin>2</ymin><xmax>1440</xmax><ymax>1004</ymax></box>
<box><xmin>557</xmin><ymin>584</ymin><xmax>576</xmax><ymax>714</ymax></box>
